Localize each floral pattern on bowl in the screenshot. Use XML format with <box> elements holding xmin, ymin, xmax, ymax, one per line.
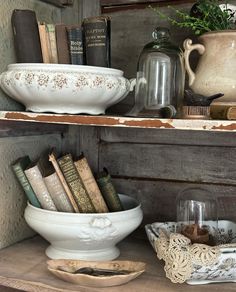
<box><xmin>0</xmin><ymin>63</ymin><xmax>131</xmax><ymax>115</ymax></box>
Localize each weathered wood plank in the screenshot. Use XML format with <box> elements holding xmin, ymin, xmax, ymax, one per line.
<box><xmin>100</xmin><ymin>127</ymin><xmax>236</xmax><ymax>147</ymax></box>
<box><xmin>78</xmin><ymin>0</ymin><xmax>101</xmax><ymax>22</ymax></box>
<box><xmin>112</xmin><ymin>178</ymin><xmax>236</xmax><ymax>224</ymax></box>
<box><xmin>0</xmin><ymin>121</ymin><xmax>67</xmax><ymax>137</ymax></box>
<box><xmin>78</xmin><ymin>126</ymin><xmax>100</xmax><ymax>172</ymax></box>
<box><xmin>98</xmin><ymin>142</ymin><xmax>236</xmax><ymax>185</ymax></box>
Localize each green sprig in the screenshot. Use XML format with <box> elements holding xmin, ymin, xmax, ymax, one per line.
<box><xmin>149</xmin><ymin>1</ymin><xmax>236</xmax><ymax>35</ymax></box>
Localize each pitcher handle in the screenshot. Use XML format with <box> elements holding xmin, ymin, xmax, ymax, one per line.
<box><xmin>183</xmin><ymin>39</ymin><xmax>205</xmax><ymax>87</ymax></box>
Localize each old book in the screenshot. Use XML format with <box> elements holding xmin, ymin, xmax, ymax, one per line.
<box><xmin>82</xmin><ymin>16</ymin><xmax>111</xmax><ymax>67</ymax></box>
<box><xmin>11</xmin><ymin>9</ymin><xmax>43</xmax><ymax>63</ymax></box>
<box><xmin>49</xmin><ymin>150</ymin><xmax>79</xmax><ymax>213</ymax></box>
<box><xmin>96</xmin><ymin>168</ymin><xmax>123</xmax><ymax>212</ymax></box>
<box><xmin>57</xmin><ymin>153</ymin><xmax>96</xmax><ymax>213</ymax></box>
<box><xmin>37</xmin><ymin>149</ymin><xmax>74</xmax><ymax>213</ymax></box>
<box><xmin>55</xmin><ymin>24</ymin><xmax>70</xmax><ymax>64</ymax></box>
<box><xmin>24</xmin><ymin>163</ymin><xmax>57</xmax><ymax>211</ymax></box>
<box><xmin>38</xmin><ymin>22</ymin><xmax>51</xmax><ymax>63</ymax></box>
<box><xmin>210</xmin><ymin>103</ymin><xmax>236</xmax><ymax>120</ymax></box>
<box><xmin>74</xmin><ymin>154</ymin><xmax>109</xmax><ymax>213</ymax></box>
<box><xmin>12</xmin><ymin>156</ymin><xmax>41</xmax><ymax>208</ymax></box>
<box><xmin>46</xmin><ymin>23</ymin><xmax>58</xmax><ymax>63</ymax></box>
<box><xmin>66</xmin><ymin>25</ymin><xmax>84</xmax><ymax>65</ymax></box>
<box><xmin>44</xmin><ymin>172</ymin><xmax>74</xmax><ymax>212</ymax></box>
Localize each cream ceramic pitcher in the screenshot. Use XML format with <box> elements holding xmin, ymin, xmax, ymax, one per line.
<box><xmin>183</xmin><ymin>30</ymin><xmax>236</xmax><ymax>102</ymax></box>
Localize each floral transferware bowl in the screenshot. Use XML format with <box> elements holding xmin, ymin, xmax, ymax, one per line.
<box><xmin>0</xmin><ymin>63</ymin><xmax>131</xmax><ymax>114</ymax></box>
<box><xmin>47</xmin><ymin>259</ymin><xmax>146</xmax><ymax>287</ymax></box>
<box><xmin>145</xmin><ymin>221</ymin><xmax>236</xmax><ymax>285</ymax></box>
<box><xmin>24</xmin><ymin>194</ymin><xmax>143</xmax><ymax>261</ymax></box>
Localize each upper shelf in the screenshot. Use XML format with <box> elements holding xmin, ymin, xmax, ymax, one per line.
<box><xmin>0</xmin><ymin>111</ymin><xmax>236</xmax><ymax>132</ymax></box>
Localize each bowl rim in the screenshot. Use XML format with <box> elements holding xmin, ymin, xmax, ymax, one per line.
<box><xmin>25</xmin><ymin>194</ymin><xmax>142</xmax><ymax>217</ymax></box>
<box><xmin>7</xmin><ymin>63</ymin><xmax>124</xmax><ymax>76</ymax></box>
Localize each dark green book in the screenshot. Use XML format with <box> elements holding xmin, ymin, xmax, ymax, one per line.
<box><xmin>57</xmin><ymin>153</ymin><xmax>95</xmax><ymax>213</ymax></box>
<box><xmin>97</xmin><ymin>168</ymin><xmax>123</xmax><ymax>212</ymax></box>
<box><xmin>12</xmin><ymin>156</ymin><xmax>41</xmax><ymax>208</ymax></box>
<box><xmin>66</xmin><ymin>25</ymin><xmax>84</xmax><ymax>65</ymax></box>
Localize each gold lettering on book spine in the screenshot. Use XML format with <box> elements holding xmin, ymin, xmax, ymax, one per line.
<box><xmin>58</xmin><ymin>154</ymin><xmax>95</xmax><ymax>213</ymax></box>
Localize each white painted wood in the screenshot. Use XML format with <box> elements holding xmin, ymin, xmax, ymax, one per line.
<box><xmin>1</xmin><ymin>111</ymin><xmax>236</xmax><ymax>132</ymax></box>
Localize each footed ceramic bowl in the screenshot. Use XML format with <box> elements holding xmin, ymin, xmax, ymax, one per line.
<box><xmin>24</xmin><ymin>194</ymin><xmax>143</xmax><ymax>261</ymax></box>
<box><xmin>0</xmin><ymin>63</ymin><xmax>131</xmax><ymax>114</ymax></box>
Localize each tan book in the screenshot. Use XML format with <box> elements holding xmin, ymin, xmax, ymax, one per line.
<box><xmin>57</xmin><ymin>153</ymin><xmax>96</xmax><ymax>213</ymax></box>
<box><xmin>44</xmin><ymin>172</ymin><xmax>74</xmax><ymax>212</ymax></box>
<box><xmin>49</xmin><ymin>150</ymin><xmax>79</xmax><ymax>213</ymax></box>
<box><xmin>210</xmin><ymin>103</ymin><xmax>236</xmax><ymax>120</ymax></box>
<box><xmin>46</xmin><ymin>23</ymin><xmax>58</xmax><ymax>63</ymax></box>
<box><xmin>24</xmin><ymin>163</ymin><xmax>57</xmax><ymax>211</ymax></box>
<box><xmin>74</xmin><ymin>154</ymin><xmax>109</xmax><ymax>213</ymax></box>
<box><xmin>38</xmin><ymin>22</ymin><xmax>51</xmax><ymax>63</ymax></box>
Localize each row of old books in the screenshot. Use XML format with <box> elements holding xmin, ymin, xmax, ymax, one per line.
<box><xmin>11</xmin><ymin>9</ymin><xmax>110</xmax><ymax>67</ymax></box>
<box><xmin>12</xmin><ymin>149</ymin><xmax>123</xmax><ymax>213</ymax></box>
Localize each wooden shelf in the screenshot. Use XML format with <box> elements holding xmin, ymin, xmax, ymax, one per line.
<box><xmin>0</xmin><ymin>235</ymin><xmax>235</xmax><ymax>292</ymax></box>
<box><xmin>0</xmin><ymin>111</ymin><xmax>236</xmax><ymax>132</ymax></box>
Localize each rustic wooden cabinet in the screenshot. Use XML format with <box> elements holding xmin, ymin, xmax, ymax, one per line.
<box><xmin>1</xmin><ymin>0</ymin><xmax>236</xmax><ymax>291</ymax></box>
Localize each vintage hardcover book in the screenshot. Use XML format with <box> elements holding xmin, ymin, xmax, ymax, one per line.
<box><xmin>44</xmin><ymin>172</ymin><xmax>74</xmax><ymax>212</ymax></box>
<box><xmin>12</xmin><ymin>156</ymin><xmax>41</xmax><ymax>208</ymax></box>
<box><xmin>96</xmin><ymin>168</ymin><xmax>123</xmax><ymax>212</ymax></box>
<box><xmin>24</xmin><ymin>163</ymin><xmax>57</xmax><ymax>211</ymax></box>
<box><xmin>55</xmin><ymin>24</ymin><xmax>70</xmax><ymax>64</ymax></box>
<box><xmin>11</xmin><ymin>9</ymin><xmax>43</xmax><ymax>63</ymax></box>
<box><xmin>74</xmin><ymin>154</ymin><xmax>109</xmax><ymax>213</ymax></box>
<box><xmin>82</xmin><ymin>16</ymin><xmax>111</xmax><ymax>67</ymax></box>
<box><xmin>38</xmin><ymin>22</ymin><xmax>51</xmax><ymax>63</ymax></box>
<box><xmin>46</xmin><ymin>23</ymin><xmax>58</xmax><ymax>63</ymax></box>
<box><xmin>210</xmin><ymin>103</ymin><xmax>236</xmax><ymax>120</ymax></box>
<box><xmin>49</xmin><ymin>150</ymin><xmax>79</xmax><ymax>213</ymax></box>
<box><xmin>57</xmin><ymin>153</ymin><xmax>96</xmax><ymax>213</ymax></box>
<box><xmin>66</xmin><ymin>25</ymin><xmax>84</xmax><ymax>65</ymax></box>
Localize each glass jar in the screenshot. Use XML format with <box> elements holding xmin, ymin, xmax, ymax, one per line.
<box><xmin>128</xmin><ymin>27</ymin><xmax>185</xmax><ymax>118</ymax></box>
<box><xmin>176</xmin><ymin>187</ymin><xmax>218</xmax><ymax>245</ymax></box>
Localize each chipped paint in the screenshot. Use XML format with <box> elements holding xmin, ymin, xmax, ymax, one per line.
<box><xmin>1</xmin><ymin>111</ymin><xmax>236</xmax><ymax>132</ymax></box>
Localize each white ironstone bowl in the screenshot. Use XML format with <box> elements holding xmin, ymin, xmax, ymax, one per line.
<box><xmin>0</xmin><ymin>63</ymin><xmax>131</xmax><ymax>114</ymax></box>
<box><xmin>24</xmin><ymin>194</ymin><xmax>143</xmax><ymax>261</ymax></box>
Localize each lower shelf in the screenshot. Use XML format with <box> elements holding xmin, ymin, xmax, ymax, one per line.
<box><xmin>0</xmin><ymin>235</ymin><xmax>235</xmax><ymax>292</ymax></box>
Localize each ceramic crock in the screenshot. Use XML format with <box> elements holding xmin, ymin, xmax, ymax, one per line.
<box><xmin>183</xmin><ymin>30</ymin><xmax>236</xmax><ymax>102</ymax></box>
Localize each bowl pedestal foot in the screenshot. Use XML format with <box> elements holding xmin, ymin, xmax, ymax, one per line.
<box><xmin>45</xmin><ymin>245</ymin><xmax>120</xmax><ymax>261</ymax></box>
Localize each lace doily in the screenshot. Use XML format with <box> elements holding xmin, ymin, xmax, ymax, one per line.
<box><xmin>154</xmin><ymin>228</ymin><xmax>221</xmax><ymax>283</ymax></box>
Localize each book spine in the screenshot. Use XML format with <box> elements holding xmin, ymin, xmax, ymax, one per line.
<box><xmin>74</xmin><ymin>155</ymin><xmax>109</xmax><ymax>213</ymax></box>
<box><xmin>44</xmin><ymin>172</ymin><xmax>74</xmax><ymax>212</ymax></box>
<box><xmin>49</xmin><ymin>151</ymin><xmax>80</xmax><ymax>213</ymax></box>
<box><xmin>97</xmin><ymin>169</ymin><xmax>123</xmax><ymax>212</ymax></box>
<box><xmin>11</xmin><ymin>9</ymin><xmax>43</xmax><ymax>63</ymax></box>
<box><xmin>66</xmin><ymin>26</ymin><xmax>84</xmax><ymax>65</ymax></box>
<box><xmin>55</xmin><ymin>24</ymin><xmax>71</xmax><ymax>64</ymax></box>
<box><xmin>12</xmin><ymin>157</ymin><xmax>41</xmax><ymax>208</ymax></box>
<box><xmin>38</xmin><ymin>22</ymin><xmax>51</xmax><ymax>63</ymax></box>
<box><xmin>46</xmin><ymin>24</ymin><xmax>58</xmax><ymax>63</ymax></box>
<box><xmin>82</xmin><ymin>16</ymin><xmax>111</xmax><ymax>67</ymax></box>
<box><xmin>24</xmin><ymin>165</ymin><xmax>57</xmax><ymax>211</ymax></box>
<box><xmin>57</xmin><ymin>154</ymin><xmax>96</xmax><ymax>213</ymax></box>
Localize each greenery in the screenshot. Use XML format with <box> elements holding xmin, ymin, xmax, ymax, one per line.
<box><xmin>150</xmin><ymin>0</ymin><xmax>236</xmax><ymax>35</ymax></box>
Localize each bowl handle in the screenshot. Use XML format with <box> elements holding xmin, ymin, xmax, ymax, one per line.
<box><xmin>129</xmin><ymin>78</ymin><xmax>136</xmax><ymax>92</ymax></box>
<box><xmin>90</xmin><ymin>217</ymin><xmax>112</xmax><ymax>229</ymax></box>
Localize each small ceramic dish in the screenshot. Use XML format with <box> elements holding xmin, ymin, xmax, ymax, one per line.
<box><xmin>47</xmin><ymin>259</ymin><xmax>146</xmax><ymax>287</ymax></box>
